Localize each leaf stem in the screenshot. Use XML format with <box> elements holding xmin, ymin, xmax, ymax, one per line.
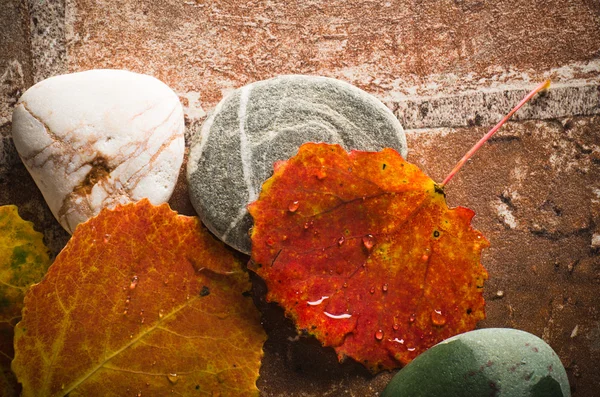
<box><xmin>440</xmin><ymin>80</ymin><xmax>551</xmax><ymax>188</ymax></box>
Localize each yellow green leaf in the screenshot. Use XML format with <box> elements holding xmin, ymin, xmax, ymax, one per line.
<box><xmin>0</xmin><ymin>205</ymin><xmax>51</xmax><ymax>397</ymax></box>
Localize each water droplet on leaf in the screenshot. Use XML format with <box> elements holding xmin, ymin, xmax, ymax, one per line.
<box><xmin>337</xmin><ymin>236</ymin><xmax>345</xmax><ymax>246</ymax></box>
<box><xmin>375</xmin><ymin>330</ymin><xmax>384</xmax><ymax>340</ymax></box>
<box><xmin>382</xmin><ymin>283</ymin><xmax>388</xmax><ymax>292</ymax></box>
<box><xmin>369</xmin><ymin>287</ymin><xmax>375</xmax><ymax>294</ymax></box>
<box><xmin>392</xmin><ymin>323</ymin><xmax>400</xmax><ymax>331</ymax></box>
<box><xmin>288</xmin><ymin>200</ymin><xmax>300</xmax><ymax>212</ymax></box>
<box><xmin>431</xmin><ymin>309</ymin><xmax>447</xmax><ymax>326</ymax></box>
<box><xmin>409</xmin><ymin>313</ymin><xmax>416</xmax><ymax>323</ymax></box>
<box><xmin>129</xmin><ymin>276</ymin><xmax>139</xmax><ymax>290</ymax></box>
<box><xmin>362</xmin><ymin>235</ymin><xmax>375</xmax><ymax>251</ymax></box>
<box><xmin>167</xmin><ymin>373</ymin><xmax>178</xmax><ymax>384</ymax></box>
<box><xmin>316</xmin><ymin>167</ymin><xmax>327</xmax><ymax>180</ymax></box>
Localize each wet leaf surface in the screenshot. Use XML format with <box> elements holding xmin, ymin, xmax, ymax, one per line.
<box><xmin>13</xmin><ymin>199</ymin><xmax>266</xmax><ymax>396</ymax></box>
<box><xmin>249</xmin><ymin>143</ymin><xmax>489</xmax><ymax>372</ymax></box>
<box><xmin>0</xmin><ymin>205</ymin><xmax>51</xmax><ymax>397</ymax></box>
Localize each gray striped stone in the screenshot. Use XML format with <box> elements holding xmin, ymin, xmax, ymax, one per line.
<box><xmin>187</xmin><ymin>75</ymin><xmax>407</xmax><ymax>254</ymax></box>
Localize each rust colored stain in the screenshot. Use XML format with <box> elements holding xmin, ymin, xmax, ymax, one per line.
<box><xmin>68</xmin><ymin>0</ymin><xmax>600</xmax><ymax>108</ymax></box>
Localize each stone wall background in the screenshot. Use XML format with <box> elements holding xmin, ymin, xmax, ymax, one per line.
<box><xmin>1</xmin><ymin>0</ymin><xmax>599</xmax><ymax>395</ymax></box>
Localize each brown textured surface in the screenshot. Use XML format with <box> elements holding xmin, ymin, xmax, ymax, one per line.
<box><xmin>1</xmin><ymin>0</ymin><xmax>600</xmax><ymax>395</ymax></box>
<box><xmin>67</xmin><ymin>0</ymin><xmax>600</xmax><ymax>107</ymax></box>
<box><xmin>0</xmin><ymin>0</ymin><xmax>32</xmax><ymax>135</ymax></box>
<box><xmin>408</xmin><ymin>117</ymin><xmax>600</xmax><ymax>397</ymax></box>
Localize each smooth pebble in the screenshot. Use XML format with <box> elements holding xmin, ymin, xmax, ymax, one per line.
<box><xmin>11</xmin><ymin>69</ymin><xmax>185</xmax><ymax>233</ymax></box>
<box><xmin>187</xmin><ymin>74</ymin><xmax>407</xmax><ymax>253</ymax></box>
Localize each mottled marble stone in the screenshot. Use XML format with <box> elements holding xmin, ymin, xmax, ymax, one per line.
<box><xmin>187</xmin><ymin>75</ymin><xmax>407</xmax><ymax>254</ymax></box>
<box><xmin>11</xmin><ymin>69</ymin><xmax>185</xmax><ymax>233</ymax></box>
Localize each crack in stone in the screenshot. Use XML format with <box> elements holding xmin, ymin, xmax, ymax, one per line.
<box><xmin>529</xmin><ymin>221</ymin><xmax>593</xmax><ymax>241</ymax></box>
<box><xmin>19</xmin><ymin>101</ymin><xmax>76</xmax><ymax>162</ymax></box>
<box><xmin>499</xmin><ymin>191</ymin><xmax>516</xmax><ymax>211</ymax></box>
<box><xmin>121</xmin><ymin>103</ymin><xmax>182</xmax><ymax>193</ymax></box>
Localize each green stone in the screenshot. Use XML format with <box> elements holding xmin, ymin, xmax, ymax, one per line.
<box><xmin>382</xmin><ymin>328</ymin><xmax>570</xmax><ymax>397</ymax></box>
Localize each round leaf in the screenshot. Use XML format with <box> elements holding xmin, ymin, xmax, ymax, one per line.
<box><xmin>249</xmin><ymin>143</ymin><xmax>488</xmax><ymax>372</ymax></box>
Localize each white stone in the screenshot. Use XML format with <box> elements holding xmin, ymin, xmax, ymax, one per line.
<box><xmin>11</xmin><ymin>69</ymin><xmax>185</xmax><ymax>233</ymax></box>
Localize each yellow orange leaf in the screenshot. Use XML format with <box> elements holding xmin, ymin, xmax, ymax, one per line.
<box><xmin>12</xmin><ymin>200</ymin><xmax>266</xmax><ymax>396</ymax></box>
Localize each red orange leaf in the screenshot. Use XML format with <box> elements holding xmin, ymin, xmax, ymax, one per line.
<box><xmin>0</xmin><ymin>205</ymin><xmax>51</xmax><ymax>397</ymax></box>
<box><xmin>12</xmin><ymin>199</ymin><xmax>266</xmax><ymax>396</ymax></box>
<box><xmin>248</xmin><ymin>143</ymin><xmax>488</xmax><ymax>372</ymax></box>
